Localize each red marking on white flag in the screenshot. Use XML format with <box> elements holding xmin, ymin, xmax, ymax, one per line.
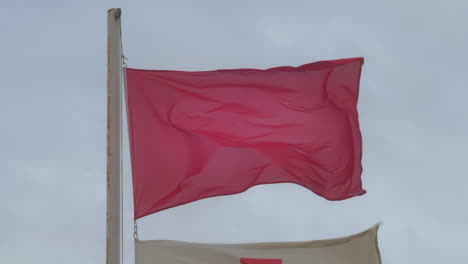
<box><xmin>240</xmin><ymin>258</ymin><xmax>283</xmax><ymax>264</ymax></box>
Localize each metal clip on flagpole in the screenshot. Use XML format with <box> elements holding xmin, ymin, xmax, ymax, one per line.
<box><xmin>133</xmin><ymin>221</ymin><xmax>139</xmax><ymax>240</ymax></box>
<box><xmin>122</xmin><ymin>55</ymin><xmax>128</xmax><ymax>67</ymax></box>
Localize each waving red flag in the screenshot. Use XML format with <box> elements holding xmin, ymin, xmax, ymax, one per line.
<box><xmin>126</xmin><ymin>57</ymin><xmax>365</xmax><ymax>219</ymax></box>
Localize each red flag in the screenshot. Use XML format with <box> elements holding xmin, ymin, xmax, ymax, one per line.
<box><xmin>126</xmin><ymin>57</ymin><xmax>365</xmax><ymax>219</ymax></box>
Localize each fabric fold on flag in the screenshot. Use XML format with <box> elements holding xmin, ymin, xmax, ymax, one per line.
<box><xmin>126</xmin><ymin>57</ymin><xmax>365</xmax><ymax>219</ymax></box>
<box><xmin>135</xmin><ymin>224</ymin><xmax>381</xmax><ymax>264</ymax></box>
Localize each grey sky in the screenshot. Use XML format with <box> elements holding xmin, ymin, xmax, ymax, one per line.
<box><xmin>1</xmin><ymin>0</ymin><xmax>467</xmax><ymax>263</ymax></box>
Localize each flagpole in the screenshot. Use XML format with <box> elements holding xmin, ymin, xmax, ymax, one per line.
<box><xmin>106</xmin><ymin>8</ymin><xmax>122</xmax><ymax>264</ymax></box>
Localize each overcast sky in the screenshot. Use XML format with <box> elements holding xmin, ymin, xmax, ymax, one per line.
<box><xmin>1</xmin><ymin>0</ymin><xmax>467</xmax><ymax>263</ymax></box>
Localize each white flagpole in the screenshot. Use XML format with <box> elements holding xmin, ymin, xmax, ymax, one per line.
<box><xmin>106</xmin><ymin>8</ymin><xmax>122</xmax><ymax>264</ymax></box>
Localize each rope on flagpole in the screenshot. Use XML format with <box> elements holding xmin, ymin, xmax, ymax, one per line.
<box><xmin>118</xmin><ymin>12</ymin><xmax>137</xmax><ymax>259</ymax></box>
<box><xmin>119</xmin><ymin>60</ymin><xmax>124</xmax><ymax>264</ymax></box>
<box><xmin>119</xmin><ymin>18</ymin><xmax>139</xmax><ymax>263</ymax></box>
<box><xmin>119</xmin><ymin>12</ymin><xmax>126</xmax><ymax>264</ymax></box>
<box><xmin>120</xmin><ymin>60</ymin><xmax>133</xmax><ymax>261</ymax></box>
<box><xmin>121</xmin><ymin>59</ymin><xmax>136</xmax><ymax>243</ymax></box>
<box><xmin>121</xmin><ymin>55</ymin><xmax>137</xmax><ymax>244</ymax></box>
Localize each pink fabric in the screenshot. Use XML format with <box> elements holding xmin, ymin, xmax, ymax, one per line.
<box><xmin>126</xmin><ymin>57</ymin><xmax>365</xmax><ymax>219</ymax></box>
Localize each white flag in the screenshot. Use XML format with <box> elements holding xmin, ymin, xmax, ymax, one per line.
<box><xmin>135</xmin><ymin>224</ymin><xmax>381</xmax><ymax>264</ymax></box>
